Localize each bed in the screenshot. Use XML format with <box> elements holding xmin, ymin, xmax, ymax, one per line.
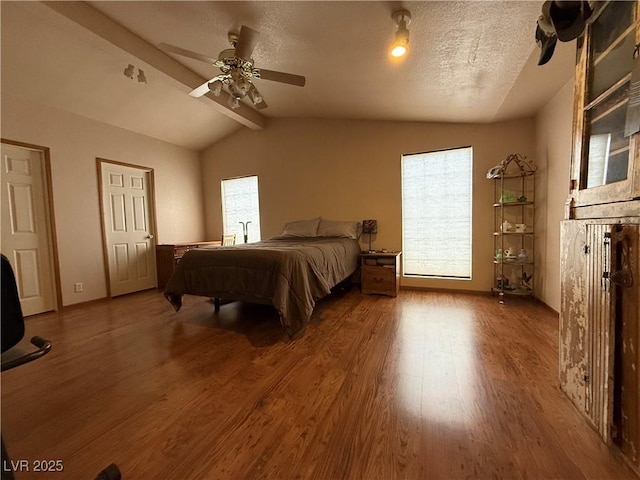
<box><xmin>163</xmin><ymin>224</ymin><xmax>361</xmax><ymax>335</ymax></box>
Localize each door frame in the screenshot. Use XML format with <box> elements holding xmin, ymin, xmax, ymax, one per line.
<box><xmin>1</xmin><ymin>138</ymin><xmax>62</xmax><ymax>312</ymax></box>
<box><xmin>97</xmin><ymin>158</ymin><xmax>159</xmax><ymax>298</ymax></box>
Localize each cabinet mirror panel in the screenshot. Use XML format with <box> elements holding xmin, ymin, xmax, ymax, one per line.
<box><xmin>581</xmin><ymin>1</ymin><xmax>636</xmax><ymax>192</ymax></box>
<box><xmin>590</xmin><ymin>29</ymin><xmax>635</xmax><ymax>100</ymax></box>
<box><xmin>585</xmin><ymin>81</ymin><xmax>631</xmax><ymax>187</ymax></box>
<box><xmin>590</xmin><ymin>0</ymin><xmax>634</xmax><ymax>57</ymax></box>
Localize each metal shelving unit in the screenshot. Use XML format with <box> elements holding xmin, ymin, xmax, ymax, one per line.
<box><xmin>489</xmin><ymin>154</ymin><xmax>536</xmax><ymax>304</ymax></box>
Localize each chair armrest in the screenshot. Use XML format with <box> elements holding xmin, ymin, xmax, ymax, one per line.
<box><xmin>1</xmin><ymin>336</ymin><xmax>52</xmax><ymax>372</ymax></box>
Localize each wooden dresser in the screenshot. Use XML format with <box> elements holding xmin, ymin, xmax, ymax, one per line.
<box><xmin>156</xmin><ymin>241</ymin><xmax>221</xmax><ymax>289</ymax></box>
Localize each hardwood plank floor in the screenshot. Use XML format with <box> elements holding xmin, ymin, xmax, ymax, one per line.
<box><xmin>1</xmin><ymin>289</ymin><xmax>636</xmax><ymax>479</ymax></box>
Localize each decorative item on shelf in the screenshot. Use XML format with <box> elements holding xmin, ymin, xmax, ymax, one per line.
<box><xmin>502</xmin><ymin>220</ymin><xmax>513</xmax><ymax>233</ymax></box>
<box><xmin>504</xmin><ymin>247</ymin><xmax>516</xmax><ymax>259</ymax></box>
<box><xmin>522</xmin><ymin>272</ymin><xmax>533</xmax><ymax>290</ymax></box>
<box><xmin>518</xmin><ymin>195</ymin><xmax>528</xmax><ymax>202</ymax></box>
<box><xmin>362</xmin><ymin>219</ymin><xmax>378</xmax><ymax>253</ymax></box>
<box><xmin>486</xmin><ymin>153</ymin><xmax>537</xmax><ymax>179</ymax></box>
<box><xmin>510</xmin><ymin>270</ymin><xmax>520</xmax><ymax>289</ymax></box>
<box><xmin>515</xmin><ymin>223</ymin><xmax>526</xmax><ymax>233</ymax></box>
<box><xmin>495</xmin><ymin>248</ymin><xmax>503</xmax><ymax>260</ymax></box>
<box><xmin>497</xmin><ymin>275</ymin><xmax>515</xmax><ymax>291</ymax></box>
<box><xmin>499</xmin><ymin>190</ymin><xmax>517</xmax><ymax>203</ymax></box>
<box><xmin>518</xmin><ymin>248</ymin><xmax>528</xmax><ymax>261</ymax></box>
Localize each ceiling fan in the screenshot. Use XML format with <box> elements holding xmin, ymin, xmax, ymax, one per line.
<box><xmin>159</xmin><ymin>26</ymin><xmax>306</xmax><ymax>110</ymax></box>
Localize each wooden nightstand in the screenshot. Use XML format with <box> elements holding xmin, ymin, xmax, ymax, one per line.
<box><xmin>360</xmin><ymin>252</ymin><xmax>401</xmax><ymax>297</ymax></box>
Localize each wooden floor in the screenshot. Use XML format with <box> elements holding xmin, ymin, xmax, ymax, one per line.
<box><xmin>1</xmin><ymin>289</ymin><xmax>636</xmax><ymax>480</ymax></box>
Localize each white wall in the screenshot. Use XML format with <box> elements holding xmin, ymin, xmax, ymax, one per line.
<box><xmin>1</xmin><ymin>95</ymin><xmax>205</xmax><ymax>306</ymax></box>
<box><xmin>201</xmin><ymin>117</ymin><xmax>537</xmax><ymax>293</ymax></box>
<box><xmin>2</xmin><ymin>86</ymin><xmax>573</xmax><ymax>307</ymax></box>
<box><xmin>534</xmin><ymin>79</ymin><xmax>575</xmax><ymax>312</ymax></box>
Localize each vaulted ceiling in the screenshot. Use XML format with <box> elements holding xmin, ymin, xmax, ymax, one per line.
<box><xmin>1</xmin><ymin>1</ymin><xmax>576</xmax><ymax>150</ymax></box>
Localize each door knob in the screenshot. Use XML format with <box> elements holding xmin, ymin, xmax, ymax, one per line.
<box><xmin>146</xmin><ymin>234</ymin><xmax>154</xmax><ymax>239</ymax></box>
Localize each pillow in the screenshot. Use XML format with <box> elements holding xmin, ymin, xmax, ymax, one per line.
<box><xmin>281</xmin><ymin>217</ymin><xmax>321</xmax><ymax>237</ymax></box>
<box><xmin>317</xmin><ymin>218</ymin><xmax>359</xmax><ymax>239</ymax></box>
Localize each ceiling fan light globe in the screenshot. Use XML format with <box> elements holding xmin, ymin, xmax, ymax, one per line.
<box><xmin>248</xmin><ymin>89</ymin><xmax>263</xmax><ymax>105</ymax></box>
<box><xmin>229</xmin><ymin>81</ymin><xmax>248</xmax><ymax>99</ymax></box>
<box><xmin>228</xmin><ymin>94</ymin><xmax>241</xmax><ymax>109</ymax></box>
<box><xmin>208</xmin><ymin>80</ymin><xmax>223</xmax><ymax>96</ymax></box>
<box><xmin>235</xmin><ymin>77</ymin><xmax>251</xmax><ymax>94</ymax></box>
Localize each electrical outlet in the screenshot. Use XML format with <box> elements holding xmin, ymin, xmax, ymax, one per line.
<box><xmin>74</xmin><ymin>282</ymin><xmax>83</xmax><ymax>293</ymax></box>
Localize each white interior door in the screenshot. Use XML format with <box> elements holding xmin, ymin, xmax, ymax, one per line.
<box><xmin>1</xmin><ymin>143</ymin><xmax>56</xmax><ymax>316</ymax></box>
<box><xmin>101</xmin><ymin>162</ymin><xmax>156</xmax><ymax>296</ymax></box>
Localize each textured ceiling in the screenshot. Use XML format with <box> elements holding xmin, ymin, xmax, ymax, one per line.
<box><xmin>1</xmin><ymin>1</ymin><xmax>576</xmax><ymax>150</ymax></box>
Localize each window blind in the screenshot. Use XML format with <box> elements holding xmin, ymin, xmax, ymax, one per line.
<box><xmin>221</xmin><ymin>176</ymin><xmax>261</xmax><ymax>244</ymax></box>
<box><xmin>586</xmin><ymin>133</ymin><xmax>611</xmax><ymax>188</ymax></box>
<box><xmin>401</xmin><ymin>147</ymin><xmax>473</xmax><ymax>279</ymax></box>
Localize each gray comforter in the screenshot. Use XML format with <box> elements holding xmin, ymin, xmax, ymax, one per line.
<box><xmin>164</xmin><ymin>236</ymin><xmax>361</xmax><ymax>333</ymax></box>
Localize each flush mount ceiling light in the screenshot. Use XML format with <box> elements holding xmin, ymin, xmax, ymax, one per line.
<box><xmin>390</xmin><ymin>9</ymin><xmax>411</xmax><ymax>57</ymax></box>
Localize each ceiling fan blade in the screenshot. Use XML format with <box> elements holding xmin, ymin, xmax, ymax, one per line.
<box><xmin>234</xmin><ymin>26</ymin><xmax>259</xmax><ymax>60</ymax></box>
<box><xmin>256</xmin><ymin>68</ymin><xmax>306</xmax><ymax>87</ymax></box>
<box><xmin>158</xmin><ymin>42</ymin><xmax>217</xmax><ymax>64</ymax></box>
<box><xmin>189</xmin><ymin>80</ymin><xmax>213</xmax><ymax>98</ymax></box>
<box><xmin>188</xmin><ymin>75</ymin><xmax>225</xmax><ymax>98</ymax></box>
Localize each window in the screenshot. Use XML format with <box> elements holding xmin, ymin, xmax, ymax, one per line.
<box><xmin>221</xmin><ymin>175</ymin><xmax>261</xmax><ymax>244</ymax></box>
<box><xmin>401</xmin><ymin>147</ymin><xmax>473</xmax><ymax>279</ymax></box>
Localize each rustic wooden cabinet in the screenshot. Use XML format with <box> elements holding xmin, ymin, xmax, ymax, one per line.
<box><xmin>561</xmin><ymin>1</ymin><xmax>640</xmax><ymax>473</ymax></box>
<box><xmin>156</xmin><ymin>241</ymin><xmax>221</xmax><ymax>289</ymax></box>
<box><xmin>361</xmin><ymin>252</ymin><xmax>401</xmax><ymax>297</ymax></box>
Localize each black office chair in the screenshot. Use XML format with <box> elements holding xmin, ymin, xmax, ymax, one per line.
<box><xmin>0</xmin><ymin>255</ymin><xmax>120</xmax><ymax>480</ymax></box>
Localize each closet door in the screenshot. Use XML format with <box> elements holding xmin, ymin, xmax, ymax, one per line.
<box><xmin>584</xmin><ymin>224</ymin><xmax>614</xmax><ymax>442</ymax></box>
<box><xmin>611</xmin><ymin>224</ymin><xmax>640</xmax><ymax>461</ymax></box>
<box><xmin>560</xmin><ymin>221</ymin><xmax>589</xmax><ymax>413</ymax></box>
<box><xmin>560</xmin><ymin>220</ymin><xmax>616</xmax><ymax>443</ymax></box>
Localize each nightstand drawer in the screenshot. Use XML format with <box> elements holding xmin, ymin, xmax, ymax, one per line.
<box><xmin>362</xmin><ymin>266</ymin><xmax>395</xmax><ymax>292</ymax></box>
